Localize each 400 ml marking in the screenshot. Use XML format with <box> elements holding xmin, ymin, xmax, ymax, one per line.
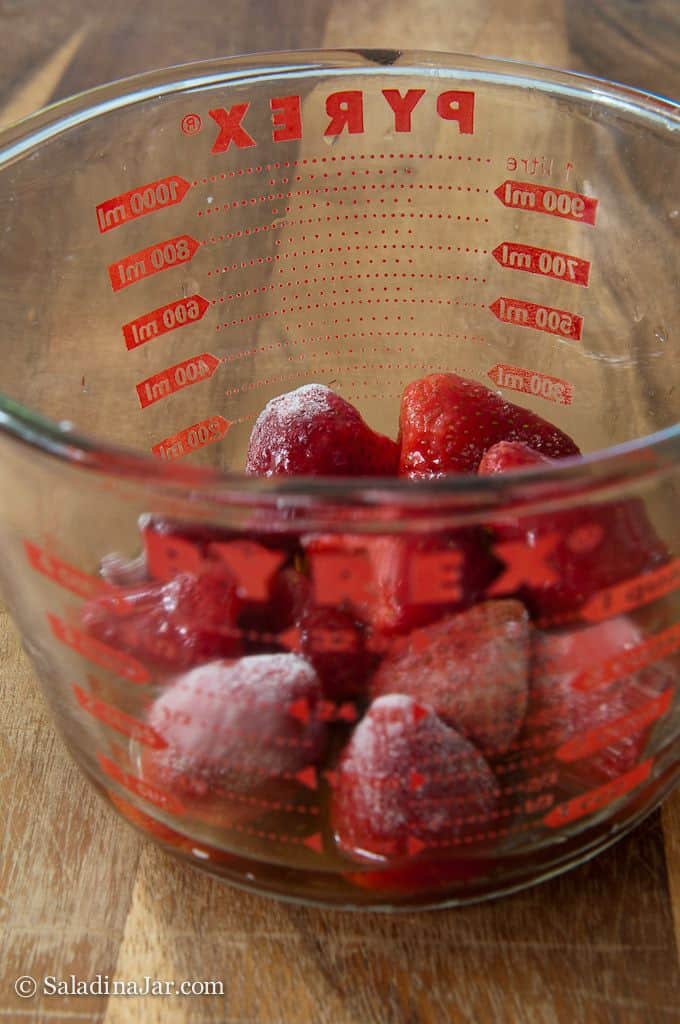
<box><xmin>136</xmin><ymin>353</ymin><xmax>221</xmax><ymax>408</ymax></box>
<box><xmin>96</xmin><ymin>176</ymin><xmax>190</xmax><ymax>233</ymax></box>
<box><xmin>108</xmin><ymin>235</ymin><xmax>199</xmax><ymax>291</ymax></box>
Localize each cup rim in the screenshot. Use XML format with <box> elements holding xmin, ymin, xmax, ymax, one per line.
<box><xmin>0</xmin><ymin>48</ymin><xmax>678</xmax><ymax>506</ymax></box>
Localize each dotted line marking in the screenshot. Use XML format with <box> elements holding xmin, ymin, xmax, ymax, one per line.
<box><xmin>209</xmin><ymin>272</ymin><xmax>486</xmax><ymax>300</ymax></box>
<box><xmin>190</xmin><ymin>153</ymin><xmax>493</xmax><ymax>188</ymax></box>
<box><xmin>221</xmin><ymin>329</ymin><xmax>485</xmax><ymax>363</ymax></box>
<box><xmin>216</xmin><ymin>296</ymin><xmax>484</xmax><ymax>329</ymax></box>
<box><xmin>207</xmin><ymin>244</ymin><xmax>489</xmax><ymax>277</ymax></box>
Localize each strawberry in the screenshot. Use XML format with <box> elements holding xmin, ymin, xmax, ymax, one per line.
<box><xmin>142</xmin><ymin>654</ymin><xmax>327</xmax><ymax>806</ymax></box>
<box><xmin>399</xmin><ymin>373</ymin><xmax>580</xmax><ymax>476</ymax></box>
<box><xmin>302</xmin><ymin>527</ymin><xmax>498</xmax><ymax>637</ymax></box>
<box><xmin>297</xmin><ymin>604</ymin><xmax>378</xmax><ymax>701</ymax></box>
<box><xmin>370</xmin><ymin>600</ymin><xmax>530</xmax><ymax>758</ymax></box>
<box><xmin>331</xmin><ymin>694</ymin><xmax>500</xmax><ymax>863</ymax></box>
<box><xmin>478</xmin><ymin>441</ymin><xmax>668</xmax><ymax>622</ymax></box>
<box><xmin>527</xmin><ymin>618</ymin><xmax>673</xmax><ymax>786</ymax></box>
<box><xmin>81</xmin><ymin>571</ymin><xmax>241</xmax><ymax>673</ymax></box>
<box><xmin>245</xmin><ymin>383</ymin><xmax>399</xmax><ymax>476</ymax></box>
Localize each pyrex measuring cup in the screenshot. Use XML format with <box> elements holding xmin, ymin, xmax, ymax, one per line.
<box><xmin>0</xmin><ymin>51</ymin><xmax>678</xmax><ymax>909</ymax></box>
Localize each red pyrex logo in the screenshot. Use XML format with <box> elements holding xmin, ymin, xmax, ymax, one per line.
<box><xmin>206</xmin><ymin>89</ymin><xmax>475</xmax><ymax>152</ymax></box>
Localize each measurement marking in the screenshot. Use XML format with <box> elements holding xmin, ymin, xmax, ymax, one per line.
<box><xmin>572</xmin><ymin>622</ymin><xmax>680</xmax><ymax>693</ymax></box>
<box><xmin>122</xmin><ymin>294</ymin><xmax>210</xmax><ymax>350</ymax></box>
<box><xmin>136</xmin><ymin>353</ymin><xmax>221</xmax><ymax>409</ymax></box>
<box><xmin>218</xmin><ymin>296</ymin><xmax>484</xmax><ymax>330</ymax></box>
<box><xmin>580</xmin><ymin>558</ymin><xmax>680</xmax><ymax>622</ymax></box>
<box><xmin>98</xmin><ymin>753</ymin><xmax>185</xmax><ymax>814</ymax></box>
<box><xmin>494</xmin><ymin>180</ymin><xmax>598</xmax><ymax>225</ymax></box>
<box><xmin>543</xmin><ymin>759</ymin><xmax>653</xmax><ymax>828</ymax></box>
<box><xmin>23</xmin><ymin>540</ymin><xmax>113</xmax><ymax>599</ymax></box>
<box><xmin>213</xmin><ymin>271</ymin><xmax>485</xmax><ymax>298</ymax></box>
<box><xmin>492</xmin><ymin>242</ymin><xmax>590</xmax><ymax>286</ymax></box>
<box><xmin>151</xmin><ymin>415</ymin><xmax>231</xmax><ymax>460</ymax></box>
<box><xmin>487</xmin><ymin>362</ymin><xmax>574</xmax><ymax>405</ymax></box>
<box><xmin>222</xmin><ymin>330</ymin><xmax>484</xmax><ymax>363</ymax></box>
<box><xmin>108</xmin><ymin>235</ymin><xmax>199</xmax><ymax>292</ymax></box>
<box><xmin>96</xmin><ymin>176</ymin><xmax>190</xmax><ymax>233</ymax></box>
<box><xmin>489</xmin><ymin>296</ymin><xmax>583</xmax><ymax>341</ymax></box>
<box><xmin>47</xmin><ymin>613</ymin><xmax>150</xmax><ymax>684</ymax></box>
<box><xmin>197</xmin><ymin>182</ymin><xmax>490</xmax><ymax>215</ymax></box>
<box><xmin>194</xmin><ymin>153</ymin><xmax>493</xmax><ymax>185</ymax></box>
<box><xmin>556</xmin><ymin>690</ymin><xmax>672</xmax><ymax>763</ymax></box>
<box><xmin>74</xmin><ymin>683</ymin><xmax>166</xmax><ymax>748</ymax></box>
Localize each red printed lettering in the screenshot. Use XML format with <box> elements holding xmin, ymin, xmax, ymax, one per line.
<box><xmin>435</xmin><ymin>90</ymin><xmax>475</xmax><ymax>134</ymax></box>
<box><xmin>270</xmin><ymin>95</ymin><xmax>302</xmax><ymax>142</ymax></box>
<box><xmin>325</xmin><ymin>91</ymin><xmax>364</xmax><ymax>136</ymax></box>
<box><xmin>381</xmin><ymin>88</ymin><xmax>426</xmax><ymax>132</ymax></box>
<box><xmin>209</xmin><ymin>104</ymin><xmax>256</xmax><ymax>153</ymax></box>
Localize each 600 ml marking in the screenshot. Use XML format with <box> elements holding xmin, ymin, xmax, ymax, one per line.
<box><xmin>137</xmin><ymin>353</ymin><xmax>221</xmax><ymax>408</ymax></box>
<box><xmin>494</xmin><ymin>180</ymin><xmax>598</xmax><ymax>225</ymax></box>
<box><xmin>123</xmin><ymin>295</ymin><xmax>210</xmax><ymax>350</ymax></box>
<box><xmin>109</xmin><ymin>235</ymin><xmax>198</xmax><ymax>292</ymax></box>
<box><xmin>151</xmin><ymin>415</ymin><xmax>231</xmax><ymax>460</ymax></box>
<box><xmin>487</xmin><ymin>363</ymin><xmax>573</xmax><ymax>405</ymax></box>
<box><xmin>489</xmin><ymin>296</ymin><xmax>583</xmax><ymax>340</ymax></box>
<box><xmin>96</xmin><ymin>176</ymin><xmax>190</xmax><ymax>233</ymax></box>
<box><xmin>492</xmin><ymin>242</ymin><xmax>590</xmax><ymax>287</ymax></box>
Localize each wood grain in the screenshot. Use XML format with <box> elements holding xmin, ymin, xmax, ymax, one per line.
<box><xmin>0</xmin><ymin>2</ymin><xmax>678</xmax><ymax>1023</ymax></box>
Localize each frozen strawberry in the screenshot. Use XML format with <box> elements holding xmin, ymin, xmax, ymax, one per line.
<box><xmin>399</xmin><ymin>373</ymin><xmax>580</xmax><ymax>476</ymax></box>
<box><xmin>245</xmin><ymin>383</ymin><xmax>399</xmax><ymax>476</ymax></box>
<box><xmin>81</xmin><ymin>571</ymin><xmax>241</xmax><ymax>673</ymax></box>
<box><xmin>528</xmin><ymin>618</ymin><xmax>673</xmax><ymax>786</ymax></box>
<box><xmin>302</xmin><ymin>527</ymin><xmax>497</xmax><ymax>637</ymax></box>
<box><xmin>297</xmin><ymin>605</ymin><xmax>378</xmax><ymax>701</ymax></box>
<box><xmin>370</xmin><ymin>600</ymin><xmax>530</xmax><ymax>757</ymax></box>
<box><xmin>332</xmin><ymin>694</ymin><xmax>500</xmax><ymax>863</ymax></box>
<box><xmin>478</xmin><ymin>442</ymin><xmax>668</xmax><ymax>621</ymax></box>
<box><xmin>142</xmin><ymin>654</ymin><xmax>327</xmax><ymax>805</ymax></box>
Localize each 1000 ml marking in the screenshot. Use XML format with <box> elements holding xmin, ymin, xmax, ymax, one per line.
<box><xmin>96</xmin><ymin>176</ymin><xmax>190</xmax><ymax>233</ymax></box>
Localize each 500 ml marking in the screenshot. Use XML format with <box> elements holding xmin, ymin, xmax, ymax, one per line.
<box><xmin>489</xmin><ymin>296</ymin><xmax>583</xmax><ymax>340</ymax></box>
<box><xmin>137</xmin><ymin>353</ymin><xmax>221</xmax><ymax>408</ymax></box>
<box><xmin>109</xmin><ymin>235</ymin><xmax>198</xmax><ymax>291</ymax></box>
<box><xmin>495</xmin><ymin>180</ymin><xmax>598</xmax><ymax>225</ymax></box>
<box><xmin>151</xmin><ymin>415</ymin><xmax>231</xmax><ymax>460</ymax></box>
<box><xmin>487</xmin><ymin>363</ymin><xmax>573</xmax><ymax>405</ymax></box>
<box><xmin>96</xmin><ymin>176</ymin><xmax>190</xmax><ymax>233</ymax></box>
<box><xmin>492</xmin><ymin>242</ymin><xmax>590</xmax><ymax>287</ymax></box>
<box><xmin>123</xmin><ymin>294</ymin><xmax>210</xmax><ymax>350</ymax></box>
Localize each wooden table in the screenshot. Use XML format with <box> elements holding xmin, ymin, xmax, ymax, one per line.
<box><xmin>1</xmin><ymin>2</ymin><xmax>678</xmax><ymax>1021</ymax></box>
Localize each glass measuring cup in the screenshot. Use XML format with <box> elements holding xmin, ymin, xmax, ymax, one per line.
<box><xmin>0</xmin><ymin>50</ymin><xmax>677</xmax><ymax>909</ymax></box>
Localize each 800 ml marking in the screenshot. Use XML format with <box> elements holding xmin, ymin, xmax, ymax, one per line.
<box><xmin>137</xmin><ymin>353</ymin><xmax>221</xmax><ymax>408</ymax></box>
<box><xmin>96</xmin><ymin>176</ymin><xmax>190</xmax><ymax>233</ymax></box>
<box><xmin>109</xmin><ymin>235</ymin><xmax>198</xmax><ymax>291</ymax></box>
<box><xmin>123</xmin><ymin>294</ymin><xmax>210</xmax><ymax>350</ymax></box>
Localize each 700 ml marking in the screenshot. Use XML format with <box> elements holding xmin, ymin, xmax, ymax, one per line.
<box><xmin>108</xmin><ymin>235</ymin><xmax>198</xmax><ymax>291</ymax></box>
<box><xmin>492</xmin><ymin>242</ymin><xmax>590</xmax><ymax>287</ymax></box>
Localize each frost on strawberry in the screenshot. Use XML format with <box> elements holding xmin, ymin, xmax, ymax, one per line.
<box><xmin>246</xmin><ymin>383</ymin><xmax>399</xmax><ymax>477</ymax></box>
<box><xmin>370</xmin><ymin>600</ymin><xmax>530</xmax><ymax>757</ymax></box>
<box><xmin>332</xmin><ymin>695</ymin><xmax>500</xmax><ymax>863</ymax></box>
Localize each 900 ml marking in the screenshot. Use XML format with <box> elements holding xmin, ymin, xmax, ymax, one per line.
<box><xmin>494</xmin><ymin>180</ymin><xmax>598</xmax><ymax>225</ymax></box>
<box><xmin>108</xmin><ymin>235</ymin><xmax>198</xmax><ymax>291</ymax></box>
<box><xmin>96</xmin><ymin>176</ymin><xmax>190</xmax><ymax>233</ymax></box>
